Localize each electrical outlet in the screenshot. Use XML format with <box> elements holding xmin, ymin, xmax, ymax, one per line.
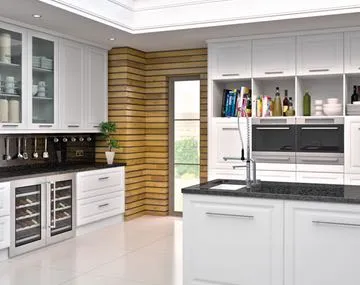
<box><xmin>75</xmin><ymin>150</ymin><xmax>84</xmax><ymax>157</ymax></box>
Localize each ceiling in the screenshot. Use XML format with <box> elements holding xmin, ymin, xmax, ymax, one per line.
<box><xmin>2</xmin><ymin>0</ymin><xmax>360</xmax><ymax>51</ymax></box>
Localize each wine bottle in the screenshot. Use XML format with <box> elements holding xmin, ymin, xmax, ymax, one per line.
<box><xmin>283</xmin><ymin>89</ymin><xmax>289</xmax><ymax>116</ymax></box>
<box><xmin>352</xmin><ymin>85</ymin><xmax>359</xmax><ymax>104</ymax></box>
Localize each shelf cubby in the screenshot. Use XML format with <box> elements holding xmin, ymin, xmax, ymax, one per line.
<box><xmin>212</xmin><ymin>78</ymin><xmax>251</xmax><ymax>117</ymax></box>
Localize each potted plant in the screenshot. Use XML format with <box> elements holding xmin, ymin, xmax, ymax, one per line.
<box><xmin>99</xmin><ymin>121</ymin><xmax>119</xmax><ymax>165</ymax></box>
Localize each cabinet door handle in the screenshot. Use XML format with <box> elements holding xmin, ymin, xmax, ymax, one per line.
<box><xmin>98</xmin><ymin>203</ymin><xmax>110</xmax><ymax>208</ymax></box>
<box><xmin>2</xmin><ymin>124</ymin><xmax>19</xmax><ymax>127</ymax></box>
<box><xmin>301</xmin><ymin>127</ymin><xmax>339</xmax><ymax>130</ymax></box>
<box><xmin>68</xmin><ymin>124</ymin><xmax>80</xmax><ymax>128</ymax></box>
<box><xmin>312</xmin><ymin>220</ymin><xmax>360</xmax><ymax>228</ymax></box>
<box><xmin>264</xmin><ymin>71</ymin><xmax>284</xmax><ymax>75</ymax></box>
<box><xmin>309</xmin><ymin>69</ymin><xmax>329</xmax><ymax>72</ymax></box>
<box><xmin>93</xmin><ymin>125</ymin><xmax>99</xmax><ymax>128</ymax></box>
<box><xmin>222</xmin><ymin>127</ymin><xmax>238</xmax><ymax>131</ymax></box>
<box><xmin>206</xmin><ymin>212</ymin><xmax>254</xmax><ymax>219</ymax></box>
<box><xmin>39</xmin><ymin>124</ymin><xmax>53</xmax><ymax>128</ymax></box>
<box><xmin>222</xmin><ymin>73</ymin><xmax>239</xmax><ymax>77</ymax></box>
<box><xmin>98</xmin><ymin>176</ymin><xmax>109</xmax><ymax>181</ymax></box>
<box><xmin>256</xmin><ymin>127</ymin><xmax>290</xmax><ymax>130</ymax></box>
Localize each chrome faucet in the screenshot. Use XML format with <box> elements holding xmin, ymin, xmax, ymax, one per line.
<box><xmin>223</xmin><ymin>112</ymin><xmax>258</xmax><ymax>188</ymax></box>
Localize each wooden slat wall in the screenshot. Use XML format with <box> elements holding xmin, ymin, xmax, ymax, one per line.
<box><xmin>97</xmin><ymin>47</ymin><xmax>208</xmax><ymax>219</ymax></box>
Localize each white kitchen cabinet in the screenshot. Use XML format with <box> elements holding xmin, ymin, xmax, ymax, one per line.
<box><xmin>209</xmin><ymin>41</ymin><xmax>251</xmax><ymax>79</ymax></box>
<box><xmin>285</xmin><ymin>201</ymin><xmax>360</xmax><ymax>285</ymax></box>
<box><xmin>84</xmin><ymin>47</ymin><xmax>108</xmax><ymax>130</ymax></box>
<box><xmin>345</xmin><ymin>31</ymin><xmax>360</xmax><ymax>73</ymax></box>
<box><xmin>0</xmin><ymin>182</ymin><xmax>10</xmax><ymax>217</ymax></box>
<box><xmin>76</xmin><ymin>167</ymin><xmax>125</xmax><ymax>227</ymax></box>
<box><xmin>0</xmin><ymin>216</ymin><xmax>10</xmax><ymax>250</ymax></box>
<box><xmin>59</xmin><ymin>40</ymin><xmax>85</xmax><ymax>130</ymax></box>
<box><xmin>210</xmin><ymin>118</ymin><xmax>249</xmax><ymax>169</ymax></box>
<box><xmin>257</xmin><ymin>170</ymin><xmax>296</xmax><ymax>183</ymax></box>
<box><xmin>184</xmin><ymin>194</ymin><xmax>283</xmax><ymax>285</ymax></box>
<box><xmin>297</xmin><ymin>33</ymin><xmax>344</xmax><ymax>75</ymax></box>
<box><xmin>345</xmin><ymin>174</ymin><xmax>360</xmax><ymax>185</ymax></box>
<box><xmin>345</xmin><ymin>117</ymin><xmax>360</xmax><ymax>174</ymax></box>
<box><xmin>296</xmin><ymin>171</ymin><xmax>344</xmax><ymax>184</ymax></box>
<box><xmin>252</xmin><ymin>36</ymin><xmax>296</xmax><ymax>77</ymax></box>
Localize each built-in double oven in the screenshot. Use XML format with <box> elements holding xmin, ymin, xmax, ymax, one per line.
<box><xmin>252</xmin><ymin>117</ymin><xmax>344</xmax><ymax>165</ymax></box>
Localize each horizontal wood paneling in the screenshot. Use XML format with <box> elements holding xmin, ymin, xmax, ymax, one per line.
<box><xmin>98</xmin><ymin>47</ymin><xmax>207</xmax><ymax>219</ymax></box>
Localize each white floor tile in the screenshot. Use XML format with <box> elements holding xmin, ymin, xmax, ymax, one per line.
<box><xmin>62</xmin><ymin>275</ymin><xmax>152</xmax><ymax>285</ymax></box>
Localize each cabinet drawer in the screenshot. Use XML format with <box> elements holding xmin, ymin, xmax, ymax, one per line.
<box><xmin>77</xmin><ymin>191</ymin><xmax>125</xmax><ymax>226</ymax></box>
<box><xmin>0</xmin><ymin>216</ymin><xmax>10</xmax><ymax>250</ymax></box>
<box><xmin>77</xmin><ymin>167</ymin><xmax>124</xmax><ymax>196</ymax></box>
<box><xmin>296</xmin><ymin>172</ymin><xmax>344</xmax><ymax>185</ymax></box>
<box><xmin>257</xmin><ymin>170</ymin><xmax>296</xmax><ymax>183</ymax></box>
<box><xmin>0</xmin><ymin>183</ymin><xmax>10</xmax><ymax>217</ymax></box>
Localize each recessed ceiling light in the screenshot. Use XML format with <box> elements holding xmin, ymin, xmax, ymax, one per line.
<box><xmin>109</xmin><ymin>37</ymin><xmax>116</xmax><ymax>41</ymax></box>
<box><xmin>32</xmin><ymin>14</ymin><xmax>42</xmax><ymax>18</ymax></box>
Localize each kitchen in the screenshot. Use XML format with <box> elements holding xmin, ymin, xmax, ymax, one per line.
<box><xmin>1</xmin><ymin>0</ymin><xmax>360</xmax><ymax>285</ymax></box>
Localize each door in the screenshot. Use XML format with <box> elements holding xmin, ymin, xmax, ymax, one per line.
<box><xmin>0</xmin><ymin>23</ymin><xmax>27</xmax><ymax>130</ymax></box>
<box><xmin>29</xmin><ymin>32</ymin><xmax>58</xmax><ymax>129</ymax></box>
<box><xmin>169</xmin><ymin>77</ymin><xmax>200</xmax><ymax>214</ymax></box>
<box><xmin>46</xmin><ymin>174</ymin><xmax>75</xmax><ymax>244</ymax></box>
<box><xmin>210</xmin><ymin>41</ymin><xmax>251</xmax><ymax>79</ymax></box>
<box><xmin>297</xmin><ymin>33</ymin><xmax>344</xmax><ymax>75</ymax></box>
<box><xmin>252</xmin><ymin>36</ymin><xmax>296</xmax><ymax>77</ymax></box>
<box><xmin>285</xmin><ymin>201</ymin><xmax>360</xmax><ymax>285</ymax></box>
<box><xmin>345</xmin><ymin>118</ymin><xmax>360</xmax><ymax>173</ymax></box>
<box><xmin>85</xmin><ymin>47</ymin><xmax>108</xmax><ymax>130</ymax></box>
<box><xmin>59</xmin><ymin>39</ymin><xmax>84</xmax><ymax>130</ymax></box>
<box><xmin>184</xmin><ymin>195</ymin><xmax>284</xmax><ymax>285</ymax></box>
<box><xmin>345</xmin><ymin>31</ymin><xmax>360</xmax><ymax>74</ymax></box>
<box><xmin>10</xmin><ymin>177</ymin><xmax>47</xmax><ymax>257</ymax></box>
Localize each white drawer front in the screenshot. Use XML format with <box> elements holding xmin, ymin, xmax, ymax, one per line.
<box><xmin>77</xmin><ymin>185</ymin><xmax>123</xmax><ymax>200</ymax></box>
<box><xmin>296</xmin><ymin>172</ymin><xmax>344</xmax><ymax>185</ymax></box>
<box><xmin>257</xmin><ymin>170</ymin><xmax>296</xmax><ymax>183</ymax></box>
<box><xmin>0</xmin><ymin>183</ymin><xmax>10</xmax><ymax>217</ymax></box>
<box><xmin>0</xmin><ymin>216</ymin><xmax>10</xmax><ymax>250</ymax></box>
<box><xmin>77</xmin><ymin>192</ymin><xmax>125</xmax><ymax>226</ymax></box>
<box><xmin>77</xmin><ymin>168</ymin><xmax>124</xmax><ymax>198</ymax></box>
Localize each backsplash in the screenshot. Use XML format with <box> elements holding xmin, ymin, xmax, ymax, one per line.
<box><xmin>0</xmin><ymin>133</ymin><xmax>96</xmax><ymax>168</ymax></box>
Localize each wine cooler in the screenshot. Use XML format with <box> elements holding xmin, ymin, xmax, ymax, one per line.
<box><xmin>10</xmin><ymin>173</ymin><xmax>75</xmax><ymax>257</ymax></box>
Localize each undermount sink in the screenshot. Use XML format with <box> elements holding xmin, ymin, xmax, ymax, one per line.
<box><xmin>210</xmin><ymin>183</ymin><xmax>246</xmax><ymax>191</ymax></box>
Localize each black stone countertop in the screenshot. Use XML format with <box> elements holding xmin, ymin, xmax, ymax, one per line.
<box><xmin>182</xmin><ymin>179</ymin><xmax>360</xmax><ymax>204</ymax></box>
<box><xmin>0</xmin><ymin>163</ymin><xmax>126</xmax><ymax>183</ymax></box>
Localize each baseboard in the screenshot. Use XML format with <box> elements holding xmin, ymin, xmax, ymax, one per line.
<box><xmin>0</xmin><ymin>248</ymin><xmax>8</xmax><ymax>262</ymax></box>
<box><xmin>76</xmin><ymin>214</ymin><xmax>124</xmax><ymax>236</ymax></box>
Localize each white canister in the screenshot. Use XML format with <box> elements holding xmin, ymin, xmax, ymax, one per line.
<box><xmin>0</xmin><ymin>99</ymin><xmax>8</xmax><ymax>122</ymax></box>
<box><xmin>0</xmin><ymin>33</ymin><xmax>11</xmax><ymax>64</ymax></box>
<box><xmin>8</xmin><ymin>99</ymin><xmax>19</xmax><ymax>123</ymax></box>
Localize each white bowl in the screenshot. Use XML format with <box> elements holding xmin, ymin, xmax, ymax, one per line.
<box><xmin>323</xmin><ymin>107</ymin><xmax>342</xmax><ymax>116</ymax></box>
<box><xmin>32</xmin><ymin>85</ymin><xmax>38</xmax><ymax>96</ymax></box>
<box><xmin>314</xmin><ymin>105</ymin><xmax>323</xmax><ymax>111</ymax></box>
<box><xmin>314</xmin><ymin>99</ymin><xmax>323</xmax><ymax>105</ymax></box>
<box><xmin>327</xmin><ymin>98</ymin><xmax>339</xmax><ymax>104</ymax></box>
<box><xmin>314</xmin><ymin>111</ymin><xmax>323</xmax><ymax>116</ymax></box>
<box><xmin>323</xmin><ymin>103</ymin><xmax>342</xmax><ymax>109</ymax></box>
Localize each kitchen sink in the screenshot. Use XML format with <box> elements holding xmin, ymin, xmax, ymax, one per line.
<box><xmin>210</xmin><ymin>183</ymin><xmax>246</xmax><ymax>191</ymax></box>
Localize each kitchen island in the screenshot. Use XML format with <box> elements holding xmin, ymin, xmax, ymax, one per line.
<box><xmin>182</xmin><ymin>179</ymin><xmax>360</xmax><ymax>285</ymax></box>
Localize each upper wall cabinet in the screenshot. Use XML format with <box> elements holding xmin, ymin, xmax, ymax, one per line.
<box><xmin>29</xmin><ymin>32</ymin><xmax>58</xmax><ymax>130</ymax></box>
<box><xmin>85</xmin><ymin>47</ymin><xmax>108</xmax><ymax>130</ymax></box>
<box><xmin>0</xmin><ymin>24</ymin><xmax>27</xmax><ymax>131</ymax></box>
<box><xmin>252</xmin><ymin>36</ymin><xmax>296</xmax><ymax>77</ymax></box>
<box><xmin>209</xmin><ymin>41</ymin><xmax>251</xmax><ymax>79</ymax></box>
<box><xmin>59</xmin><ymin>40</ymin><xmax>85</xmax><ymax>130</ymax></box>
<box><xmin>297</xmin><ymin>33</ymin><xmax>344</xmax><ymax>75</ymax></box>
<box><xmin>345</xmin><ymin>31</ymin><xmax>360</xmax><ymax>74</ymax></box>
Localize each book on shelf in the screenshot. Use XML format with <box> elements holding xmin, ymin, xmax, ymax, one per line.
<box><xmin>221</xmin><ymin>87</ymin><xmax>251</xmax><ymax>117</ymax></box>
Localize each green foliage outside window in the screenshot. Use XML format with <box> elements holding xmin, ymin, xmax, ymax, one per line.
<box><xmin>175</xmin><ymin>138</ymin><xmax>199</xmax><ymax>178</ymax></box>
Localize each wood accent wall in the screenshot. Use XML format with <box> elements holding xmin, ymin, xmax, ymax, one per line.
<box><xmin>98</xmin><ymin>47</ymin><xmax>207</xmax><ymax>220</ymax></box>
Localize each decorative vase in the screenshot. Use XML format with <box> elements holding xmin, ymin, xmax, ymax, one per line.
<box><xmin>105</xmin><ymin>151</ymin><xmax>115</xmax><ymax>165</ymax></box>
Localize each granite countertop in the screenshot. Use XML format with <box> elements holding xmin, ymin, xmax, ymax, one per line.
<box><xmin>0</xmin><ymin>163</ymin><xmax>126</xmax><ymax>183</ymax></box>
<box><xmin>182</xmin><ymin>179</ymin><xmax>360</xmax><ymax>204</ymax></box>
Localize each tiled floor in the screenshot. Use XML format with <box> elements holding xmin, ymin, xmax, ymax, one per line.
<box><xmin>0</xmin><ymin>216</ymin><xmax>183</xmax><ymax>285</ymax></box>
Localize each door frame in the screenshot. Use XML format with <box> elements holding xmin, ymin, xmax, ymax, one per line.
<box><xmin>168</xmin><ymin>76</ymin><xmax>200</xmax><ymax>216</ymax></box>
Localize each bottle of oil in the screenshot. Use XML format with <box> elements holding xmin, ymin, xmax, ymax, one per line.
<box><xmin>272</xmin><ymin>87</ymin><xmax>283</xmax><ymax>117</ymax></box>
<box><xmin>303</xmin><ymin>90</ymin><xmax>311</xmax><ymax>116</ymax></box>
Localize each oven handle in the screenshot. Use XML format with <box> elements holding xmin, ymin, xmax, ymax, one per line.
<box><xmin>255</xmin><ymin>127</ymin><xmax>290</xmax><ymax>130</ymax></box>
<box><xmin>255</xmin><ymin>156</ymin><xmax>291</xmax><ymax>162</ymax></box>
<box><xmin>300</xmin><ymin>127</ymin><xmax>339</xmax><ymax>130</ymax></box>
<box><xmin>298</xmin><ymin>157</ymin><xmax>340</xmax><ymax>163</ymax></box>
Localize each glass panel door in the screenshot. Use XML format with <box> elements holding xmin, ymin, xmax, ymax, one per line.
<box><xmin>0</xmin><ymin>28</ymin><xmax>23</xmax><ymax>124</ymax></box>
<box><xmin>50</xmin><ymin>179</ymin><xmax>73</xmax><ymax>236</ymax></box>
<box><xmin>170</xmin><ymin>79</ymin><xmax>200</xmax><ymax>214</ymax></box>
<box><xmin>15</xmin><ymin>184</ymin><xmax>42</xmax><ymax>247</ymax></box>
<box><xmin>32</xmin><ymin>36</ymin><xmax>55</xmax><ymax>125</ymax></box>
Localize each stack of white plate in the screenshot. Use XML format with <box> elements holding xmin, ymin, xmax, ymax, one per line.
<box><xmin>347</xmin><ymin>102</ymin><xmax>360</xmax><ymax>115</ymax></box>
<box><xmin>33</xmin><ymin>56</ymin><xmax>41</xmax><ymax>68</ymax></box>
<box><xmin>41</xmin><ymin>57</ymin><xmax>53</xmax><ymax>70</ymax></box>
<box><xmin>323</xmin><ymin>98</ymin><xmax>343</xmax><ymax>116</ymax></box>
<box><xmin>314</xmin><ymin>99</ymin><xmax>323</xmax><ymax>116</ymax></box>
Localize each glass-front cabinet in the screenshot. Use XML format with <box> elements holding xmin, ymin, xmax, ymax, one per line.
<box><xmin>0</xmin><ymin>24</ymin><xmax>26</xmax><ymax>129</ymax></box>
<box><xmin>29</xmin><ymin>32</ymin><xmax>57</xmax><ymax>129</ymax></box>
